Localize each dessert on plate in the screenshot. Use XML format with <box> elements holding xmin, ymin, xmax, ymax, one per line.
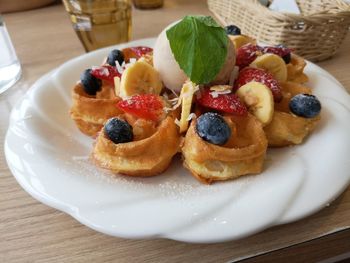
<box><xmin>70</xmin><ymin>16</ymin><xmax>322</xmax><ymax>183</ymax></box>
<box><xmin>70</xmin><ymin>68</ymin><xmax>123</xmax><ymax>137</ymax></box>
<box><xmin>70</xmin><ymin>47</ymin><xmax>153</xmax><ymax>137</ymax></box>
<box><xmin>92</xmin><ymin>93</ymin><xmax>181</xmax><ymax>176</ymax></box>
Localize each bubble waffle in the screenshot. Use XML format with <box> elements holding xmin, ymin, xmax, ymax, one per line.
<box><xmin>70</xmin><ymin>83</ymin><xmax>123</xmax><ymax>136</ymax></box>
<box><xmin>286</xmin><ymin>54</ymin><xmax>309</xmax><ymax>84</ymax></box>
<box><xmin>92</xmin><ymin>116</ymin><xmax>181</xmax><ymax>176</ymax></box>
<box><xmin>264</xmin><ymin>82</ymin><xmax>321</xmax><ymax>147</ymax></box>
<box><xmin>182</xmin><ymin>114</ymin><xmax>267</xmax><ymax>184</ymax></box>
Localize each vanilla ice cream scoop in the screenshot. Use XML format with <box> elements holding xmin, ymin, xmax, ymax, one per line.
<box><xmin>153</xmin><ymin>24</ymin><xmax>236</xmax><ymax>93</ymax></box>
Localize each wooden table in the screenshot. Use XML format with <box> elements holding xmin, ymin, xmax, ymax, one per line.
<box><xmin>1</xmin><ymin>1</ymin><xmax>350</xmax><ymax>262</ymax></box>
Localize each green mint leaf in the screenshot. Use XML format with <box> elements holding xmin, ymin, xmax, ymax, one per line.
<box><xmin>166</xmin><ymin>15</ymin><xmax>228</xmax><ymax>84</ymax></box>
<box><xmin>195</xmin><ymin>16</ymin><xmax>222</xmax><ymax>28</ymax></box>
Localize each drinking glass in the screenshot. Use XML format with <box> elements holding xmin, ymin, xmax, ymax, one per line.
<box><xmin>0</xmin><ymin>15</ymin><xmax>21</xmax><ymax>94</ymax></box>
<box><xmin>62</xmin><ymin>0</ymin><xmax>132</xmax><ymax>52</ymax></box>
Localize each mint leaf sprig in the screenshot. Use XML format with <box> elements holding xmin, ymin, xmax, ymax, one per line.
<box><xmin>166</xmin><ymin>16</ymin><xmax>228</xmax><ymax>85</ymax></box>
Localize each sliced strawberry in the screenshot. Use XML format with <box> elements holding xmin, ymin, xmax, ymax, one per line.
<box><xmin>236</xmin><ymin>44</ymin><xmax>261</xmax><ymax>69</ymax></box>
<box><xmin>91</xmin><ymin>65</ymin><xmax>121</xmax><ymax>85</ymax></box>
<box><xmin>117</xmin><ymin>94</ymin><xmax>164</xmax><ymax>121</ymax></box>
<box><xmin>234</xmin><ymin>67</ymin><xmax>283</xmax><ymax>102</ymax></box>
<box><xmin>197</xmin><ymin>88</ymin><xmax>247</xmax><ymax>116</ymax></box>
<box><xmin>122</xmin><ymin>46</ymin><xmax>153</xmax><ymax>62</ymax></box>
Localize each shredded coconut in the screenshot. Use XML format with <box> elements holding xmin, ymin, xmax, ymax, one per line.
<box><xmin>169</xmin><ymin>98</ymin><xmax>180</xmax><ymax>108</ymax></box>
<box><xmin>168</xmin><ymin>87</ymin><xmax>179</xmax><ymax>98</ymax></box>
<box><xmin>115</xmin><ymin>61</ymin><xmax>124</xmax><ymax>75</ymax></box>
<box><xmin>163</xmin><ymin>106</ymin><xmax>173</xmax><ymax>113</ymax></box>
<box><xmin>186</xmin><ymin>112</ymin><xmax>196</xmax><ymax>121</ymax></box>
<box><xmin>165</xmin><ymin>82</ymin><xmax>199</xmax><ymax>111</ymax></box>
<box><xmin>169</xmin><ymin>97</ymin><xmax>179</xmax><ymax>102</ymax></box>
<box><xmin>91</xmin><ymin>66</ymin><xmax>109</xmax><ymax>76</ymax></box>
<box><xmin>116</xmin><ymin>58</ymin><xmax>138</xmax><ymax>73</ymax></box>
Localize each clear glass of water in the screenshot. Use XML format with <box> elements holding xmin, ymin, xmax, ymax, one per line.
<box><xmin>0</xmin><ymin>15</ymin><xmax>21</xmax><ymax>94</ymax></box>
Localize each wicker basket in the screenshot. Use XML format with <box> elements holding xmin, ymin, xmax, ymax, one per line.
<box><xmin>208</xmin><ymin>0</ymin><xmax>350</xmax><ymax>61</ymax></box>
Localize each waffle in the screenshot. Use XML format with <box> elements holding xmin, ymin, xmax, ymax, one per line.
<box><xmin>92</xmin><ymin>116</ymin><xmax>181</xmax><ymax>176</ymax></box>
<box><xmin>70</xmin><ymin>83</ymin><xmax>123</xmax><ymax>136</ymax></box>
<box><xmin>264</xmin><ymin>82</ymin><xmax>321</xmax><ymax>147</ymax></box>
<box><xmin>287</xmin><ymin>54</ymin><xmax>309</xmax><ymax>84</ymax></box>
<box><xmin>182</xmin><ymin>114</ymin><xmax>268</xmax><ymax>184</ymax></box>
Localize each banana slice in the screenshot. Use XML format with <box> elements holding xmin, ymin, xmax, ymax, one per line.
<box><xmin>178</xmin><ymin>81</ymin><xmax>198</xmax><ymax>133</ymax></box>
<box><xmin>250</xmin><ymin>53</ymin><xmax>287</xmax><ymax>82</ymax></box>
<box><xmin>119</xmin><ymin>60</ymin><xmax>163</xmax><ymax>98</ymax></box>
<box><xmin>236</xmin><ymin>82</ymin><xmax>274</xmax><ymax>126</ymax></box>
<box><xmin>229</xmin><ymin>35</ymin><xmax>256</xmax><ymax>50</ymax></box>
<box><xmin>114</xmin><ymin>76</ymin><xmax>121</xmax><ymax>97</ymax></box>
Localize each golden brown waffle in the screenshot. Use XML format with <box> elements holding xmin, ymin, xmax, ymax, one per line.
<box><xmin>92</xmin><ymin>116</ymin><xmax>181</xmax><ymax>176</ymax></box>
<box><xmin>264</xmin><ymin>82</ymin><xmax>320</xmax><ymax>147</ymax></box>
<box><xmin>181</xmin><ymin>114</ymin><xmax>268</xmax><ymax>184</ymax></box>
<box><xmin>70</xmin><ymin>83</ymin><xmax>123</xmax><ymax>136</ymax></box>
<box><xmin>287</xmin><ymin>54</ymin><xmax>309</xmax><ymax>84</ymax></box>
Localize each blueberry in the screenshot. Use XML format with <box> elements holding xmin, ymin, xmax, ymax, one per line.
<box><xmin>289</xmin><ymin>94</ymin><xmax>321</xmax><ymax>118</ymax></box>
<box><xmin>196</xmin><ymin>112</ymin><xmax>231</xmax><ymax>145</ymax></box>
<box><xmin>225</xmin><ymin>25</ymin><xmax>241</xmax><ymax>35</ymax></box>
<box><xmin>106</xmin><ymin>49</ymin><xmax>124</xmax><ymax>66</ymax></box>
<box><xmin>104</xmin><ymin>118</ymin><xmax>133</xmax><ymax>144</ymax></box>
<box><xmin>80</xmin><ymin>69</ymin><xmax>102</xmax><ymax>96</ymax></box>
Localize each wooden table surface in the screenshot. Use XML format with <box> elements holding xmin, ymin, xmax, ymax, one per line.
<box><xmin>1</xmin><ymin>1</ymin><xmax>350</xmax><ymax>262</ymax></box>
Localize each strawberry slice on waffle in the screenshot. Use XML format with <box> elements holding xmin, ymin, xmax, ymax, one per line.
<box><xmin>117</xmin><ymin>94</ymin><xmax>165</xmax><ymax>121</ymax></box>
<box><xmin>197</xmin><ymin>88</ymin><xmax>248</xmax><ymax>116</ymax></box>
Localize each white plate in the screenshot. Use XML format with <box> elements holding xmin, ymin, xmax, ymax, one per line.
<box><xmin>5</xmin><ymin>38</ymin><xmax>350</xmax><ymax>243</ymax></box>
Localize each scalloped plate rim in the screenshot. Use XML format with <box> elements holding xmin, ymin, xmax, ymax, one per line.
<box><xmin>4</xmin><ymin>38</ymin><xmax>350</xmax><ymax>243</ymax></box>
